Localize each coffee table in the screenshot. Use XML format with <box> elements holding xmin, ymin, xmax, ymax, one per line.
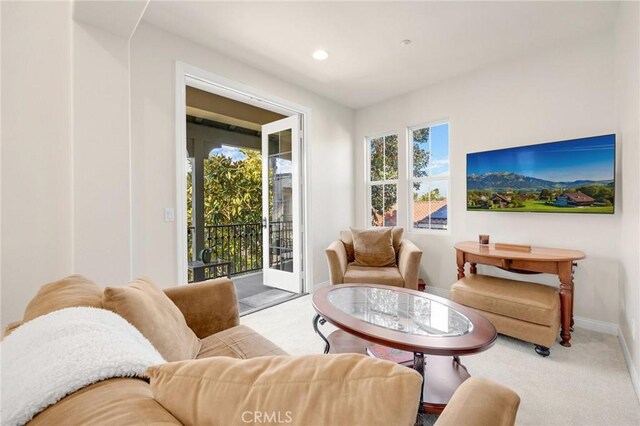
<box><xmin>312</xmin><ymin>284</ymin><xmax>497</xmax><ymax>414</ymax></box>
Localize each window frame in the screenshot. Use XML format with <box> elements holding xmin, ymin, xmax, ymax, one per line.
<box><xmin>365</xmin><ymin>131</ymin><xmax>399</xmax><ymax>228</ymax></box>
<box><xmin>407</xmin><ymin>121</ymin><xmax>451</xmax><ymax>234</ymax></box>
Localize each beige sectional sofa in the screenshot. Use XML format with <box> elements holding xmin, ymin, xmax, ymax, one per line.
<box><xmin>4</xmin><ymin>275</ymin><xmax>520</xmax><ymax>426</ymax></box>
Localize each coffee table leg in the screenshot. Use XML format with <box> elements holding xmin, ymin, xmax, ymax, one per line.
<box><xmin>413</xmin><ymin>351</ymin><xmax>426</xmax><ymax>421</ymax></box>
<box><xmin>312</xmin><ymin>314</ymin><xmax>330</xmax><ymax>354</ymax></box>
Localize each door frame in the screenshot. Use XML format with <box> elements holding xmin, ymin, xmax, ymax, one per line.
<box><xmin>175</xmin><ymin>62</ymin><xmax>311</xmax><ymax>293</ymax></box>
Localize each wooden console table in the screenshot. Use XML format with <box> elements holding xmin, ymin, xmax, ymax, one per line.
<box><xmin>454</xmin><ymin>241</ymin><xmax>585</xmax><ymax>347</ymax></box>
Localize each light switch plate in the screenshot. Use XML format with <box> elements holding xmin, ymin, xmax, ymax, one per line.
<box><xmin>164</xmin><ymin>208</ymin><xmax>175</xmax><ymax>222</ymax></box>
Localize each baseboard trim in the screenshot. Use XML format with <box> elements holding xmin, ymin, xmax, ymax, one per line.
<box><xmin>312</xmin><ymin>280</ymin><xmax>330</xmax><ymax>292</ymax></box>
<box><xmin>573</xmin><ymin>316</ymin><xmax>619</xmax><ymax>335</ymax></box>
<box><xmin>425</xmin><ymin>285</ymin><xmax>451</xmax><ymax>299</ymax></box>
<box><xmin>619</xmin><ymin>329</ymin><xmax>640</xmax><ymax>403</ymax></box>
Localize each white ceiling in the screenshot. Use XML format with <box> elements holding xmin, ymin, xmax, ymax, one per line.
<box><xmin>142</xmin><ymin>1</ymin><xmax>619</xmax><ymax>109</ymax></box>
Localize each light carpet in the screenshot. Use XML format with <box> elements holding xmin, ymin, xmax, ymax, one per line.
<box><xmin>241</xmin><ymin>294</ymin><xmax>640</xmax><ymax>426</ymax></box>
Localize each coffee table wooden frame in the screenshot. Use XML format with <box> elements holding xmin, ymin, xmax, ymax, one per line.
<box><xmin>312</xmin><ymin>284</ymin><xmax>497</xmax><ymax>413</ymax></box>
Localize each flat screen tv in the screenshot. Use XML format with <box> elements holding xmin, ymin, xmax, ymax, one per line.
<box><xmin>467</xmin><ymin>134</ymin><xmax>615</xmax><ymax>214</ymax></box>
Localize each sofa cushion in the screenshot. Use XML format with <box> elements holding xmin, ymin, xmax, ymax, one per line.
<box><xmin>344</xmin><ymin>264</ymin><xmax>404</xmax><ymax>287</ymax></box>
<box><xmin>197</xmin><ymin>324</ymin><xmax>287</xmax><ymax>359</ymax></box>
<box><xmin>103</xmin><ymin>278</ymin><xmax>201</xmax><ymax>361</ymax></box>
<box><xmin>29</xmin><ymin>378</ymin><xmax>181</xmax><ymax>425</ymax></box>
<box><xmin>451</xmin><ymin>274</ymin><xmax>559</xmax><ymax>326</ymax></box>
<box><xmin>350</xmin><ymin>227</ymin><xmax>396</xmax><ymax>267</ymax></box>
<box><xmin>23</xmin><ymin>275</ymin><xmax>102</xmax><ymax>322</ymax></box>
<box><xmin>147</xmin><ymin>354</ymin><xmax>423</xmax><ymax>426</ymax></box>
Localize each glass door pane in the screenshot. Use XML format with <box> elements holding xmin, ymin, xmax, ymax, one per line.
<box><xmin>268</xmin><ymin>129</ymin><xmax>293</xmax><ymax>272</ymax></box>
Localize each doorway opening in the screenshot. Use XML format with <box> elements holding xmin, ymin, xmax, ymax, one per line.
<box><xmin>182</xmin><ymin>83</ymin><xmax>305</xmax><ymax>315</ymax></box>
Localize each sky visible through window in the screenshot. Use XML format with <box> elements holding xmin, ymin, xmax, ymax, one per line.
<box><xmin>430</xmin><ymin>123</ymin><xmax>449</xmax><ymax>176</ymax></box>
<box><xmin>210</xmin><ymin>145</ymin><xmax>248</xmax><ymax>161</ymax></box>
<box><xmin>466</xmin><ymin>135</ymin><xmax>614</xmax><ymax>182</ymax></box>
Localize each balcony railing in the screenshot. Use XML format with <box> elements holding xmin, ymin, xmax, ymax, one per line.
<box><xmin>187</xmin><ymin>221</ymin><xmax>293</xmax><ymax>280</ymax></box>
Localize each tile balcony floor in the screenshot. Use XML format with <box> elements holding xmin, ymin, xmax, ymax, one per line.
<box><xmin>232</xmin><ymin>272</ymin><xmax>299</xmax><ymax>315</ymax></box>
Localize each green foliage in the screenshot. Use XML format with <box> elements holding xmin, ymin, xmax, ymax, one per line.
<box><xmin>188</xmin><ymin>149</ymin><xmax>263</xmax><ymax>226</ymax></box>
<box><xmin>417</xmin><ymin>188</ymin><xmax>444</xmax><ymax>202</ymax></box>
<box><xmin>575</xmin><ymin>185</ymin><xmax>614</xmax><ymax>204</ymax></box>
<box><xmin>187</xmin><ymin>149</ymin><xmax>264</xmax><ymax>269</ymax></box>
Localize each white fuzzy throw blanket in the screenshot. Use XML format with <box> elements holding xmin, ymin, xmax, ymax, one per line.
<box><xmin>1</xmin><ymin>307</ymin><xmax>165</xmax><ymax>426</ymax></box>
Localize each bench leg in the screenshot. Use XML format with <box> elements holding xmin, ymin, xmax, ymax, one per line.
<box><xmin>535</xmin><ymin>345</ymin><xmax>550</xmax><ymax>357</ymax></box>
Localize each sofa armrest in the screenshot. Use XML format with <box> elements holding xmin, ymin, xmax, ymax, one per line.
<box><xmin>435</xmin><ymin>377</ymin><xmax>520</xmax><ymax>426</ymax></box>
<box><xmin>397</xmin><ymin>239</ymin><xmax>422</xmax><ymax>290</ymax></box>
<box><xmin>164</xmin><ymin>278</ymin><xmax>239</xmax><ymax>339</ymax></box>
<box><xmin>325</xmin><ymin>240</ymin><xmax>348</xmax><ymax>284</ymax></box>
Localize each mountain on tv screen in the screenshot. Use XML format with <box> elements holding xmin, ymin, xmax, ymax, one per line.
<box><xmin>466</xmin><ymin>134</ymin><xmax>615</xmax><ymax>214</ymax></box>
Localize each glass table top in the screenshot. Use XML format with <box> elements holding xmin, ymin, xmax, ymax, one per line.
<box><xmin>326</xmin><ymin>287</ymin><xmax>473</xmax><ymax>337</ymax></box>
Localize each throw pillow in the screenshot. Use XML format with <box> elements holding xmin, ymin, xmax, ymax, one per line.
<box><xmin>147</xmin><ymin>354</ymin><xmax>422</xmax><ymax>426</ymax></box>
<box><xmin>102</xmin><ymin>278</ymin><xmax>201</xmax><ymax>362</ymax></box>
<box><xmin>23</xmin><ymin>275</ymin><xmax>102</xmax><ymax>322</ymax></box>
<box><xmin>350</xmin><ymin>227</ymin><xmax>396</xmax><ymax>267</ymax></box>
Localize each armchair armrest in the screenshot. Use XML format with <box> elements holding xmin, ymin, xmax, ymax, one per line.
<box><xmin>435</xmin><ymin>377</ymin><xmax>520</xmax><ymax>426</ymax></box>
<box><xmin>325</xmin><ymin>240</ymin><xmax>349</xmax><ymax>284</ymax></box>
<box><xmin>398</xmin><ymin>239</ymin><xmax>422</xmax><ymax>290</ymax></box>
<box><xmin>164</xmin><ymin>278</ymin><xmax>239</xmax><ymax>339</ymax></box>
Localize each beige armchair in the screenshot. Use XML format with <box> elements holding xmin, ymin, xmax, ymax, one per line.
<box><xmin>326</xmin><ymin>228</ymin><xmax>423</xmax><ymax>290</ymax></box>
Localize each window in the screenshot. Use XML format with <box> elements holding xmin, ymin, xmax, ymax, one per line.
<box><xmin>367</xmin><ymin>133</ymin><xmax>398</xmax><ymax>227</ymax></box>
<box><xmin>410</xmin><ymin>123</ymin><xmax>449</xmax><ymax>231</ymax></box>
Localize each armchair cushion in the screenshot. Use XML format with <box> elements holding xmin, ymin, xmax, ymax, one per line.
<box><xmin>350</xmin><ymin>227</ymin><xmax>396</xmax><ymax>267</ymax></box>
<box><xmin>147</xmin><ymin>354</ymin><xmax>423</xmax><ymax>426</ymax></box>
<box><xmin>344</xmin><ymin>265</ymin><xmax>404</xmax><ymax>287</ymax></box>
<box><xmin>103</xmin><ymin>278</ymin><xmax>201</xmax><ymax>362</ymax></box>
<box><xmin>339</xmin><ymin>230</ymin><xmax>355</xmax><ymax>262</ymax></box>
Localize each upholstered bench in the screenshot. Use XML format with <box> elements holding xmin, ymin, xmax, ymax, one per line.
<box><xmin>451</xmin><ymin>274</ymin><xmax>561</xmax><ymax>357</ymax></box>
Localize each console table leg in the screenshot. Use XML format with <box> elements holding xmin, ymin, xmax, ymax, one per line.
<box><xmin>456</xmin><ymin>250</ymin><xmax>466</xmax><ymax>279</ymax></box>
<box><xmin>312</xmin><ymin>314</ymin><xmax>330</xmax><ymax>354</ymax></box>
<box><xmin>470</xmin><ymin>263</ymin><xmax>477</xmax><ymax>274</ymax></box>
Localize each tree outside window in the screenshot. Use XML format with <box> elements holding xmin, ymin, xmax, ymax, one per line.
<box><xmin>367</xmin><ymin>134</ymin><xmax>398</xmax><ymax>227</ymax></box>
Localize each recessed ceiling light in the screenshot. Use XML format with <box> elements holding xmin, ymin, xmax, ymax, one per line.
<box><xmin>400</xmin><ymin>39</ymin><xmax>412</xmax><ymax>46</ymax></box>
<box><xmin>312</xmin><ymin>49</ymin><xmax>329</xmax><ymax>61</ymax></box>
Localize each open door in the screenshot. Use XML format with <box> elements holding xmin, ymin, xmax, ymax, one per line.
<box><xmin>262</xmin><ymin>116</ymin><xmax>300</xmax><ymax>293</ymax></box>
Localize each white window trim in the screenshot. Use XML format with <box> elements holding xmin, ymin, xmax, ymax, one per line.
<box><xmin>365</xmin><ymin>132</ymin><xmax>399</xmax><ymax>228</ymax></box>
<box><xmin>407</xmin><ymin>121</ymin><xmax>451</xmax><ymax>235</ymax></box>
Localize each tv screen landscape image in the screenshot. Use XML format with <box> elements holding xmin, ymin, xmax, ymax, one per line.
<box><xmin>467</xmin><ymin>134</ymin><xmax>615</xmax><ymax>214</ymax></box>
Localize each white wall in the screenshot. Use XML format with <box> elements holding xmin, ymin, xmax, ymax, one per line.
<box><xmin>130</xmin><ymin>22</ymin><xmax>354</xmax><ymax>287</ymax></box>
<box><xmin>1</xmin><ymin>1</ymin><xmax>74</xmax><ymax>326</ymax></box>
<box><xmin>355</xmin><ymin>31</ymin><xmax>621</xmax><ymax>325</ymax></box>
<box><xmin>615</xmin><ymin>0</ymin><xmax>640</xmax><ymax>391</ymax></box>
<box><xmin>73</xmin><ymin>22</ymin><xmax>132</xmax><ymax>284</ymax></box>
